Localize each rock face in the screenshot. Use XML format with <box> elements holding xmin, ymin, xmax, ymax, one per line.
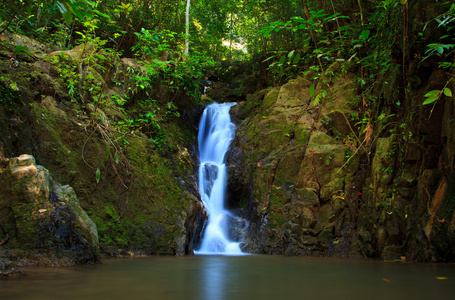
<box><xmin>0</xmin><ymin>154</ymin><xmax>100</xmax><ymax>266</ymax></box>
<box><xmin>227</xmin><ymin>75</ymin><xmax>455</xmax><ymax>261</ymax></box>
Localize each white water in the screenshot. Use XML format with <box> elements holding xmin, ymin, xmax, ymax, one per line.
<box><xmin>195</xmin><ymin>102</ymin><xmax>243</xmax><ymax>255</ymax></box>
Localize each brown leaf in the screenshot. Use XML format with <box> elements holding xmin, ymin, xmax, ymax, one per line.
<box><xmin>364</xmin><ymin>123</ymin><xmax>373</xmax><ymax>146</ymax></box>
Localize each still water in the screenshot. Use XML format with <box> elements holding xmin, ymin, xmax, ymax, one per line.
<box><xmin>1</xmin><ymin>255</ymin><xmax>454</xmax><ymax>300</ymax></box>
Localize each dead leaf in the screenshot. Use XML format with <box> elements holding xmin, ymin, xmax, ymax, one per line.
<box><xmin>364</xmin><ymin>123</ymin><xmax>373</xmax><ymax>146</ymax></box>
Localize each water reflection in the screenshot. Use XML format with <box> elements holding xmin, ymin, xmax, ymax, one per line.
<box><xmin>199</xmin><ymin>256</ymin><xmax>227</xmax><ymax>300</ymax></box>
<box><xmin>1</xmin><ymin>256</ymin><xmax>454</xmax><ymax>300</ymax></box>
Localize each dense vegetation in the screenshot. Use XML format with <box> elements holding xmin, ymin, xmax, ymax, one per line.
<box><xmin>2</xmin><ymin>0</ymin><xmax>454</xmax><ymax>139</ymax></box>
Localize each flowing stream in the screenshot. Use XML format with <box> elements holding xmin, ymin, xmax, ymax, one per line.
<box><xmin>195</xmin><ymin>102</ymin><xmax>243</xmax><ymax>255</ymax></box>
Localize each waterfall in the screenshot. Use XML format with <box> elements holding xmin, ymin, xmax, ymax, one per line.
<box><xmin>195</xmin><ymin>102</ymin><xmax>243</xmax><ymax>255</ymax></box>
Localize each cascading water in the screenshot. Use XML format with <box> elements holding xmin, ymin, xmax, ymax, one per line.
<box><xmin>195</xmin><ymin>102</ymin><xmax>243</xmax><ymax>255</ymax></box>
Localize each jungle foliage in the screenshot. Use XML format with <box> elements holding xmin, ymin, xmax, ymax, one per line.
<box><xmin>1</xmin><ymin>0</ymin><xmax>454</xmax><ymax>149</ymax></box>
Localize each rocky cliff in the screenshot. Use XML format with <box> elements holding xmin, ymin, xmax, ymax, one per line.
<box><xmin>227</xmin><ymin>74</ymin><xmax>455</xmax><ymax>262</ymax></box>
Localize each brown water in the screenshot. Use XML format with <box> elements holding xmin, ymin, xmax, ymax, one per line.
<box><xmin>1</xmin><ymin>255</ymin><xmax>454</xmax><ymax>300</ymax></box>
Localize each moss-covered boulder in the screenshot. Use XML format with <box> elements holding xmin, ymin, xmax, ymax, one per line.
<box><xmin>0</xmin><ymin>154</ymin><xmax>100</xmax><ymax>266</ymax></box>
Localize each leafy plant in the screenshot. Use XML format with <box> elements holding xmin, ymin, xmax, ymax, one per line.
<box><xmin>423</xmin><ymin>87</ymin><xmax>453</xmax><ymax>106</ymax></box>
<box><xmin>420</xmin><ymin>4</ymin><xmax>455</xmax><ymax>108</ymax></box>
<box><xmin>258</xmin><ymin>9</ymin><xmax>349</xmax><ymax>85</ymax></box>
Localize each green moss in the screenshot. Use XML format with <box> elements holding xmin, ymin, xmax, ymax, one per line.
<box><xmin>268</xmin><ymin>214</ymin><xmax>286</xmax><ymax>227</ymax></box>
<box><xmin>11</xmin><ymin>204</ymin><xmax>39</xmax><ymax>248</ymax></box>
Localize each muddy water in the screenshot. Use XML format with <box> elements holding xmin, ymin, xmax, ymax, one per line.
<box><xmin>1</xmin><ymin>255</ymin><xmax>454</xmax><ymax>300</ymax></box>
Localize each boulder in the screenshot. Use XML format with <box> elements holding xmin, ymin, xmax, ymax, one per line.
<box><xmin>0</xmin><ymin>154</ymin><xmax>100</xmax><ymax>266</ymax></box>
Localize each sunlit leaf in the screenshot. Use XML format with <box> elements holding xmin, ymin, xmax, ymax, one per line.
<box><xmin>314</xmin><ymin>94</ymin><xmax>320</xmax><ymax>106</ymax></box>
<box><xmin>443</xmin><ymin>87</ymin><xmax>452</xmax><ymax>97</ymax></box>
<box><xmin>424</xmin><ymin>90</ymin><xmax>440</xmax><ymax>97</ymax></box>
<box><xmin>422</xmin><ymin>95</ymin><xmax>439</xmax><ymax>105</ymax></box>
<box><xmin>96</xmin><ymin>54</ymin><xmax>107</xmax><ymax>60</ymax></box>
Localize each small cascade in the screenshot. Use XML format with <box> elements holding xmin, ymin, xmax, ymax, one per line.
<box><xmin>195</xmin><ymin>102</ymin><xmax>244</xmax><ymax>255</ymax></box>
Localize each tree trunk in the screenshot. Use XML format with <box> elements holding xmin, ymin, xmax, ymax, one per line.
<box><xmin>184</xmin><ymin>0</ymin><xmax>190</xmax><ymax>56</ymax></box>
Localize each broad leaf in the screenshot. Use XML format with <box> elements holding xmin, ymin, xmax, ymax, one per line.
<box><xmin>360</xmin><ymin>30</ymin><xmax>370</xmax><ymax>41</ymax></box>
<box><xmin>424</xmin><ymin>90</ymin><xmax>440</xmax><ymax>97</ymax></box>
<box><xmin>422</xmin><ymin>95</ymin><xmax>439</xmax><ymax>105</ymax></box>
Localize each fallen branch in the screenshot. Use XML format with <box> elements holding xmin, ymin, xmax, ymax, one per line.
<box><xmin>0</xmin><ymin>233</ymin><xmax>9</xmax><ymax>246</ymax></box>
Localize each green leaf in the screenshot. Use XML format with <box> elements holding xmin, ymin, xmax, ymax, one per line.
<box><xmin>309</xmin><ymin>84</ymin><xmax>315</xmax><ymax>97</ymax></box>
<box><xmin>93</xmin><ymin>9</ymin><xmax>110</xmax><ymax>19</ymax></box>
<box><xmin>95</xmin><ymin>168</ymin><xmax>101</xmax><ymax>183</ymax></box>
<box><xmin>288</xmin><ymin>50</ymin><xmax>295</xmax><ymax>58</ymax></box>
<box><xmin>14</xmin><ymin>46</ymin><xmax>29</xmax><ymax>53</ymax></box>
<box><xmin>96</xmin><ymin>54</ymin><xmax>107</xmax><ymax>60</ymax></box>
<box><xmin>422</xmin><ymin>95</ymin><xmax>438</xmax><ymax>105</ymax></box>
<box><xmin>9</xmin><ymin>82</ymin><xmax>19</xmax><ymax>91</ymax></box>
<box><xmin>279</xmin><ymin>55</ymin><xmax>286</xmax><ymax>64</ymax></box>
<box><xmin>424</xmin><ymin>90</ymin><xmax>440</xmax><ymax>97</ymax></box>
<box><xmin>115</xmin><ymin>152</ymin><xmax>119</xmax><ymax>164</ymax></box>
<box><xmin>443</xmin><ymin>87</ymin><xmax>452</xmax><ymax>97</ymax></box>
<box><xmin>292</xmin><ymin>53</ymin><xmax>301</xmax><ymax>64</ymax></box>
<box><xmin>262</xmin><ymin>55</ymin><xmax>276</xmax><ymax>63</ymax></box>
<box><xmin>360</xmin><ymin>30</ymin><xmax>370</xmax><ymax>41</ymax></box>
<box><xmin>314</xmin><ymin>94</ymin><xmax>320</xmax><ymax>106</ymax></box>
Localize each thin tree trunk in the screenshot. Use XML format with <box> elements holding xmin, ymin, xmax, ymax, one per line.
<box><xmin>357</xmin><ymin>0</ymin><xmax>364</xmax><ymax>27</ymax></box>
<box><xmin>184</xmin><ymin>0</ymin><xmax>190</xmax><ymax>56</ymax></box>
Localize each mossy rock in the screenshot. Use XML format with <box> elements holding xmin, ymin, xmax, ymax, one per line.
<box><xmin>276</xmin><ymin>77</ymin><xmax>312</xmax><ymax>108</ymax></box>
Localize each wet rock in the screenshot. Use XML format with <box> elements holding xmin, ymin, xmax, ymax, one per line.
<box><xmin>0</xmin><ymin>257</ymin><xmax>24</xmax><ymax>278</ymax></box>
<box><xmin>224</xmin><ymin>213</ymin><xmax>248</xmax><ymax>242</ymax></box>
